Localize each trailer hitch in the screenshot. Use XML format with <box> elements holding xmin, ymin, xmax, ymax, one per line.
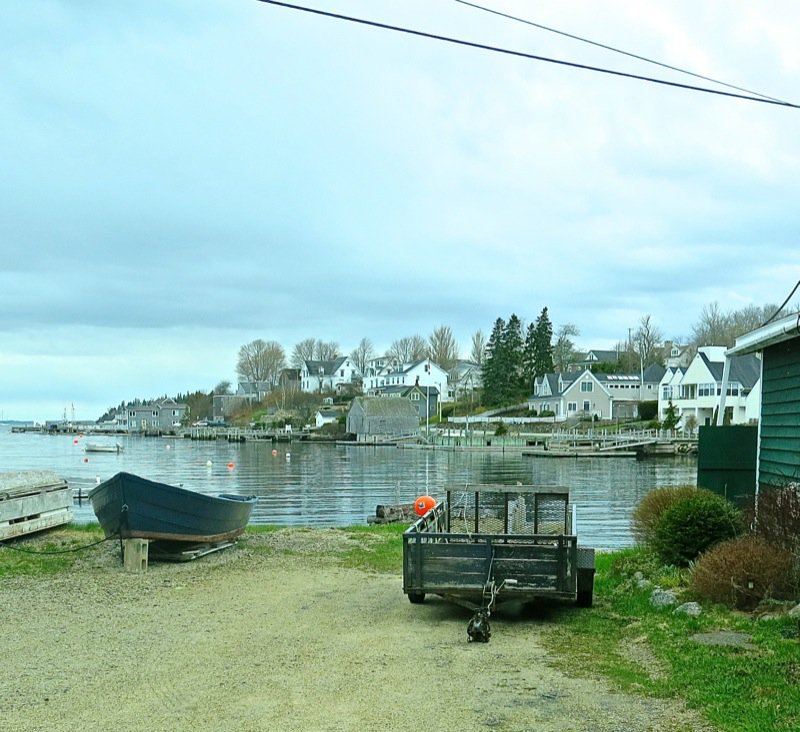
<box><xmin>467</xmin><ymin>610</ymin><xmax>491</xmax><ymax>642</ymax></box>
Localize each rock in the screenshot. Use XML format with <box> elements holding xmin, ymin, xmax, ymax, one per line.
<box><xmin>789</xmin><ymin>604</ymin><xmax>800</xmax><ymax>618</ymax></box>
<box><xmin>674</xmin><ymin>602</ymin><xmax>702</xmax><ymax>617</ymax></box>
<box><xmin>690</xmin><ymin>631</ymin><xmax>756</xmax><ymax>649</ymax></box>
<box><xmin>636</xmin><ymin>578</ymin><xmax>653</xmax><ymax>590</ymax></box>
<box><xmin>650</xmin><ymin>588</ymin><xmax>678</xmax><ymax>608</ymax></box>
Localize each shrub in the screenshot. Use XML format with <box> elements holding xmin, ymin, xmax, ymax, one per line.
<box><xmin>638</xmin><ymin>400</ymin><xmax>658</xmax><ymax>421</ymax></box>
<box><xmin>494</xmin><ymin>422</ymin><xmax>508</xmax><ymax>436</ymax></box>
<box><xmin>651</xmin><ymin>491</ymin><xmax>744</xmax><ymax>567</ymax></box>
<box><xmin>690</xmin><ymin>535</ymin><xmax>796</xmax><ymax>610</ymax></box>
<box><xmin>631</xmin><ymin>485</ymin><xmax>699</xmax><ymax>547</ymax></box>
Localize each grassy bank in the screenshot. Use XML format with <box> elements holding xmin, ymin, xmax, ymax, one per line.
<box><xmin>2</xmin><ymin>525</ymin><xmax>797</xmax><ymax>731</ymax></box>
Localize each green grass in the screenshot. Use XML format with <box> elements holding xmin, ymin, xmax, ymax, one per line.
<box><xmin>539</xmin><ymin>548</ymin><xmax>800</xmax><ymax>732</ymax></box>
<box><xmin>341</xmin><ymin>523</ymin><xmax>405</xmax><ymax>572</ymax></box>
<box><xmin>0</xmin><ymin>523</ymin><xmax>106</xmax><ymax>577</ymax></box>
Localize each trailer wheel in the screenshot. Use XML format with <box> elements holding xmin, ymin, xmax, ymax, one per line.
<box><xmin>576</xmin><ymin>568</ymin><xmax>595</xmax><ymax>608</ymax></box>
<box><xmin>407</xmin><ymin>592</ymin><xmax>426</xmax><ymax>604</ymax></box>
<box><xmin>575</xmin><ymin>589</ymin><xmax>593</xmax><ymax>608</ymax></box>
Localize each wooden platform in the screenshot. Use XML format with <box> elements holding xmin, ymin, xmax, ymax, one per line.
<box><xmin>0</xmin><ymin>471</ymin><xmax>73</xmax><ymax>540</ymax></box>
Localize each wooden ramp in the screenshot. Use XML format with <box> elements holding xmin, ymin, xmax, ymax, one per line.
<box><xmin>0</xmin><ymin>471</ymin><xmax>73</xmax><ymax>540</ymax></box>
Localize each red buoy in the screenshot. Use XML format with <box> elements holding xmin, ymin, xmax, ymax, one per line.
<box><xmin>415</xmin><ymin>495</ymin><xmax>436</xmax><ymax>516</ymax></box>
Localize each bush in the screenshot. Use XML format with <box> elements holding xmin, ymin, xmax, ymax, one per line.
<box><xmin>638</xmin><ymin>400</ymin><xmax>658</xmax><ymax>421</ymax></box>
<box><xmin>632</xmin><ymin>485</ymin><xmax>699</xmax><ymax>547</ymax></box>
<box><xmin>690</xmin><ymin>535</ymin><xmax>796</xmax><ymax>610</ymax></box>
<box><xmin>651</xmin><ymin>491</ymin><xmax>743</xmax><ymax>567</ymax></box>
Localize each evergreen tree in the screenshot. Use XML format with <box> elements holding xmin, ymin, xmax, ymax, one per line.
<box><xmin>532</xmin><ymin>307</ymin><xmax>554</xmax><ymax>378</ymax></box>
<box><xmin>522</xmin><ymin>322</ymin><xmax>537</xmax><ymax>392</ymax></box>
<box><xmin>481</xmin><ymin>317</ymin><xmax>506</xmax><ymax>405</ymax></box>
<box><xmin>502</xmin><ymin>314</ymin><xmax>525</xmax><ymax>400</ymax></box>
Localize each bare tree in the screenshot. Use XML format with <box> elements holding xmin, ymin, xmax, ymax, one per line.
<box><xmin>213</xmin><ymin>380</ymin><xmax>232</xmax><ymax>395</ymax></box>
<box><xmin>350</xmin><ymin>337</ymin><xmax>375</xmax><ymax>374</ymax></box>
<box><xmin>635</xmin><ymin>314</ymin><xmax>664</xmax><ymax>367</ymax></box>
<box><xmin>291</xmin><ymin>338</ymin><xmax>316</xmax><ymax>368</ymax></box>
<box><xmin>388</xmin><ymin>335</ymin><xmax>428</xmax><ymax>364</ymax></box>
<box><xmin>236</xmin><ymin>339</ymin><xmax>286</xmax><ymax>387</ymax></box>
<box><xmin>428</xmin><ymin>325</ymin><xmax>459</xmax><ymax>371</ymax></box>
<box><xmin>470</xmin><ymin>329</ymin><xmax>486</xmax><ymax>365</ymax></box>
<box><xmin>690</xmin><ymin>302</ymin><xmax>783</xmax><ymax>348</ymax></box>
<box><xmin>552</xmin><ymin>323</ymin><xmax>579</xmax><ymax>372</ymax></box>
<box><xmin>314</xmin><ymin>340</ymin><xmax>340</xmax><ymax>361</ymax></box>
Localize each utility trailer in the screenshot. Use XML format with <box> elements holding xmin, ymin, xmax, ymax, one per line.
<box><xmin>402</xmin><ymin>483</ymin><xmax>595</xmax><ymax>641</ymax></box>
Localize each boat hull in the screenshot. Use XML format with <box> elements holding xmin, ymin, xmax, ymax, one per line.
<box><xmin>89</xmin><ymin>472</ymin><xmax>255</xmax><ymax>543</ymax></box>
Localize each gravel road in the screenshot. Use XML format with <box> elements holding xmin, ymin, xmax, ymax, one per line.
<box><xmin>0</xmin><ymin>529</ymin><xmax>716</xmax><ymax>732</ymax></box>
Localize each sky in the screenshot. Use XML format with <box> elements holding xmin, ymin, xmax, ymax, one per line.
<box><xmin>2</xmin><ymin>0</ymin><xmax>800</xmax><ymax>422</ymax></box>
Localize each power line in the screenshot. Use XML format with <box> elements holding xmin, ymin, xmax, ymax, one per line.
<box><xmin>255</xmin><ymin>1</ymin><xmax>800</xmax><ymax>109</ymax></box>
<box><xmin>454</xmin><ymin>0</ymin><xmax>788</xmax><ymax>104</ymax></box>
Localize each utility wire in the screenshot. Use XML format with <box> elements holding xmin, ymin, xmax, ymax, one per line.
<box><xmin>256</xmin><ymin>1</ymin><xmax>800</xmax><ymax>109</ymax></box>
<box><xmin>453</xmin><ymin>0</ymin><xmax>788</xmax><ymax>105</ymax></box>
<box><xmin>761</xmin><ymin>279</ymin><xmax>800</xmax><ymax>326</ymax></box>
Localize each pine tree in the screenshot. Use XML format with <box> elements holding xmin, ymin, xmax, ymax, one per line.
<box><xmin>502</xmin><ymin>314</ymin><xmax>524</xmax><ymax>401</ymax></box>
<box><xmin>532</xmin><ymin>307</ymin><xmax>554</xmax><ymax>378</ymax></box>
<box><xmin>522</xmin><ymin>322</ymin><xmax>537</xmax><ymax>393</ymax></box>
<box><xmin>481</xmin><ymin>317</ymin><xmax>506</xmax><ymax>405</ymax></box>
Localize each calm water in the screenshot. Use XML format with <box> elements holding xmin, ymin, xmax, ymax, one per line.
<box><xmin>0</xmin><ymin>426</ymin><xmax>698</xmax><ymax>548</ymax></box>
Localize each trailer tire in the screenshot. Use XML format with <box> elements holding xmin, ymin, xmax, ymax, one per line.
<box><xmin>575</xmin><ymin>589</ymin><xmax>593</xmax><ymax>608</ymax></box>
<box><xmin>407</xmin><ymin>592</ymin><xmax>426</xmax><ymax>604</ymax></box>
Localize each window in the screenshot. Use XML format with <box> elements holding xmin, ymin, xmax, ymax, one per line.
<box><xmin>581</xmin><ymin>381</ymin><xmax>593</xmax><ymax>392</ymax></box>
<box><xmin>568</xmin><ymin>402</ymin><xmax>577</xmax><ymax>412</ymax></box>
<box><xmin>410</xmin><ymin>392</ymin><xmax>420</xmax><ymax>401</ymax></box>
<box><xmin>583</xmin><ymin>400</ymin><xmax>591</xmax><ymax>412</ymax></box>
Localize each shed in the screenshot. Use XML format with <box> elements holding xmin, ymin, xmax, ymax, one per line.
<box><xmin>724</xmin><ymin>312</ymin><xmax>800</xmax><ymax>491</ymax></box>
<box><xmin>346</xmin><ymin>396</ymin><xmax>420</xmax><ymax>442</ymax></box>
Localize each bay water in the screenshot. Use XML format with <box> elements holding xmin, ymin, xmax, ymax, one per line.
<box><xmin>0</xmin><ymin>426</ymin><xmax>697</xmax><ymax>548</ymax></box>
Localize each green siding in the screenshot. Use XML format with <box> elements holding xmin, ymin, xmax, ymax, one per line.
<box><xmin>759</xmin><ymin>338</ymin><xmax>800</xmax><ymax>489</ymax></box>
<box><xmin>697</xmin><ymin>425</ymin><xmax>757</xmax><ymax>505</ymax></box>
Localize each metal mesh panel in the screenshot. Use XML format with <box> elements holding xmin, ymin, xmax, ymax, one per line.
<box><xmin>447</xmin><ymin>489</ymin><xmax>568</xmax><ymax>535</ymax></box>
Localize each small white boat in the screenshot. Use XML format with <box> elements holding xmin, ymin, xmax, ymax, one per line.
<box><xmin>83</xmin><ymin>443</ymin><xmax>124</xmax><ymax>453</ymax></box>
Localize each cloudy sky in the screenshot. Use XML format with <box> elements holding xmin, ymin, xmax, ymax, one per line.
<box><xmin>2</xmin><ymin>0</ymin><xmax>799</xmax><ymax>422</ymax></box>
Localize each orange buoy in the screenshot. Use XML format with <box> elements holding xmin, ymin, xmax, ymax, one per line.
<box><xmin>271</xmin><ymin>449</ymin><xmax>278</xmax><ymax>457</ymax></box>
<box><xmin>226</xmin><ymin>462</ymin><xmax>235</xmax><ymax>469</ymax></box>
<box><xmin>415</xmin><ymin>495</ymin><xmax>436</xmax><ymax>516</ymax></box>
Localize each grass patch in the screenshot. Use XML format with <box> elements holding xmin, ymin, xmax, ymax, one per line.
<box><xmin>0</xmin><ymin>523</ymin><xmax>106</xmax><ymax>578</ymax></box>
<box><xmin>341</xmin><ymin>523</ymin><xmax>406</xmax><ymax>573</ymax></box>
<box><xmin>539</xmin><ymin>547</ymin><xmax>800</xmax><ymax>732</ymax></box>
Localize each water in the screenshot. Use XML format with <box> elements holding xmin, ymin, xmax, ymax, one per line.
<box><xmin>0</xmin><ymin>427</ymin><xmax>697</xmax><ymax>548</ymax></box>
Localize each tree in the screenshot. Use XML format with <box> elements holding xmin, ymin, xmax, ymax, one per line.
<box><xmin>470</xmin><ymin>330</ymin><xmax>486</xmax><ymax>366</ymax></box>
<box><xmin>350</xmin><ymin>337</ymin><xmax>375</xmax><ymax>375</ymax></box>
<box><xmin>635</xmin><ymin>314</ymin><xmax>664</xmax><ymax>368</ymax></box>
<box><xmin>388</xmin><ymin>335</ymin><xmax>428</xmax><ymax>364</ymax></box>
<box><xmin>428</xmin><ymin>325</ymin><xmax>459</xmax><ymax>371</ymax></box>
<box><xmin>291</xmin><ymin>338</ymin><xmax>316</xmax><ymax>368</ymax></box>
<box><xmin>532</xmin><ymin>307</ymin><xmax>554</xmax><ymax>378</ymax></box>
<box><xmin>552</xmin><ymin>323</ymin><xmax>579</xmax><ymax>373</ymax></box>
<box><xmin>690</xmin><ymin>301</ymin><xmax>784</xmax><ymax>348</ymax></box>
<box><xmin>236</xmin><ymin>339</ymin><xmax>286</xmax><ymax>387</ymax></box>
<box><xmin>663</xmin><ymin>399</ymin><xmax>679</xmax><ymax>430</ymax></box>
<box><xmin>314</xmin><ymin>340</ymin><xmax>340</xmax><ymax>361</ymax></box>
<box><xmin>502</xmin><ymin>314</ymin><xmax>525</xmax><ymax>397</ymax></box>
<box><xmin>481</xmin><ymin>318</ymin><xmax>506</xmax><ymax>405</ymax></box>
<box><xmin>213</xmin><ymin>380</ymin><xmax>232</xmax><ymax>395</ymax></box>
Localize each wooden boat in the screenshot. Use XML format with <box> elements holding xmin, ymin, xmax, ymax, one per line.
<box><xmin>89</xmin><ymin>471</ymin><xmax>256</xmax><ymax>544</ymax></box>
<box><xmin>0</xmin><ymin>470</ymin><xmax>73</xmax><ymax>540</ymax></box>
<box><xmin>403</xmin><ymin>483</ymin><xmax>595</xmax><ymax>642</ymax></box>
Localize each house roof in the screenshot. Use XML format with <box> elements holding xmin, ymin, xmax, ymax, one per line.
<box><xmin>304</xmin><ymin>357</ymin><xmax>348</xmax><ymax>374</ymax></box>
<box><xmin>349</xmin><ymin>396</ymin><xmax>419</xmax><ymax>417</ymax></box>
<box><xmin>727</xmin><ymin>312</ymin><xmax>800</xmax><ymax>356</ymax></box>
<box><xmin>582</xmin><ymin>349</ymin><xmax>619</xmax><ymax>362</ymax></box>
<box><xmin>379</xmin><ymin>385</ymin><xmax>440</xmax><ymax>397</ymax></box>
<box><xmin>642</xmin><ymin>364</ymin><xmax>666</xmax><ymax>383</ymax></box>
<box><xmin>699</xmin><ymin>352</ymin><xmax>761</xmax><ymax>388</ymax></box>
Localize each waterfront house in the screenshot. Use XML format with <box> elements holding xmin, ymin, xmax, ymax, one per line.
<box><xmin>346</xmin><ymin>396</ymin><xmax>420</xmax><ymax>442</ymax></box>
<box><xmin>373</xmin><ymin>384</ymin><xmax>439</xmax><ymax>420</ymax></box>
<box><xmin>314</xmin><ymin>408</ymin><xmax>343</xmax><ymax>429</ymax></box>
<box><xmin>300</xmin><ymin>357</ymin><xmax>360</xmax><ymax>394</ymax></box>
<box><xmin>122</xmin><ymin>398</ymin><xmax>189</xmax><ymax>434</ymax></box>
<box><xmin>362</xmin><ymin>359</ymin><xmax>451</xmax><ymax>403</ymax></box>
<box><xmin>657</xmin><ymin>346</ymin><xmax>760</xmax><ymax>427</ymax></box>
<box><xmin>529</xmin><ymin>367</ymin><xmax>658</xmax><ymax>420</ymax></box>
<box><xmin>724</xmin><ymin>313</ymin><xmax>800</xmax><ymax>489</ymax></box>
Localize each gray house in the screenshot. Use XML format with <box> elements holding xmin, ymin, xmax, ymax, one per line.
<box><xmin>725</xmin><ymin>313</ymin><xmax>800</xmax><ymax>490</ymax></box>
<box><xmin>122</xmin><ymin>398</ymin><xmax>189</xmax><ymax>434</ymax></box>
<box><xmin>346</xmin><ymin>396</ymin><xmax>420</xmax><ymax>442</ymax></box>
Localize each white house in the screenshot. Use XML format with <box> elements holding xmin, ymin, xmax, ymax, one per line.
<box><xmin>657</xmin><ymin>346</ymin><xmax>761</xmax><ymax>427</ymax></box>
<box><xmin>363</xmin><ymin>359</ymin><xmax>451</xmax><ymax>403</ymax></box>
<box><xmin>300</xmin><ymin>357</ymin><xmax>360</xmax><ymax>394</ymax></box>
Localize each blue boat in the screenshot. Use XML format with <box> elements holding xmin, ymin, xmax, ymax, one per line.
<box><xmin>89</xmin><ymin>471</ymin><xmax>256</xmax><ymax>544</ymax></box>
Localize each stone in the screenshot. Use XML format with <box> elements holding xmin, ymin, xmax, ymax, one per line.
<box><xmin>674</xmin><ymin>602</ymin><xmax>702</xmax><ymax>617</ymax></box>
<box><xmin>650</xmin><ymin>588</ymin><xmax>678</xmax><ymax>608</ymax></box>
<box><xmin>789</xmin><ymin>604</ymin><xmax>800</xmax><ymax>618</ymax></box>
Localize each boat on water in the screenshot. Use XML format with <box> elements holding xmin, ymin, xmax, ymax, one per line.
<box><xmin>84</xmin><ymin>443</ymin><xmax>124</xmax><ymax>453</ymax></box>
<box><xmin>89</xmin><ymin>471</ymin><xmax>256</xmax><ymax>545</ymax></box>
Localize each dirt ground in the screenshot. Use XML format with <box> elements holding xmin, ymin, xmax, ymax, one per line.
<box><xmin>0</xmin><ymin>529</ymin><xmax>716</xmax><ymax>732</ymax></box>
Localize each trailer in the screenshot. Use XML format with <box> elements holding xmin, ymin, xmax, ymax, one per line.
<box><xmin>403</xmin><ymin>483</ymin><xmax>595</xmax><ymax>642</ymax></box>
